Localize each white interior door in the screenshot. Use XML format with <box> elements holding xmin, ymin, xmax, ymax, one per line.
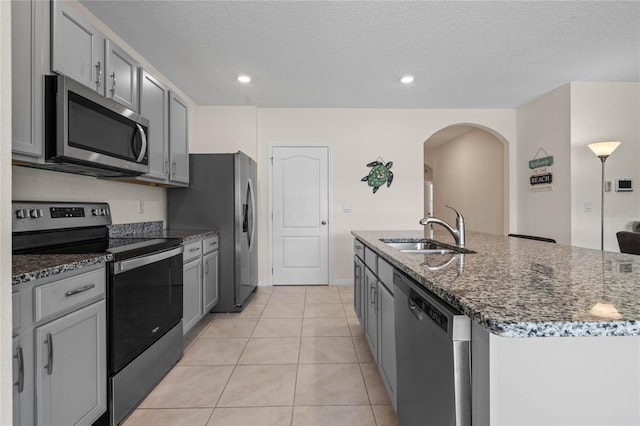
<box><xmin>272</xmin><ymin>146</ymin><xmax>329</xmax><ymax>285</ymax></box>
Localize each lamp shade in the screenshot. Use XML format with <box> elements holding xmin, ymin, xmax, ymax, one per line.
<box><xmin>588</xmin><ymin>141</ymin><xmax>621</xmax><ymax>157</ymax></box>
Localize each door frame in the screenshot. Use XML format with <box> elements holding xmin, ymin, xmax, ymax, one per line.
<box><xmin>268</xmin><ymin>145</ymin><xmax>333</xmax><ymax>286</ymax></box>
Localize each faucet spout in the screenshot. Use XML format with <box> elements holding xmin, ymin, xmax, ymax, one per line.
<box><xmin>418</xmin><ymin>205</ymin><xmax>465</xmax><ymax>248</ymax></box>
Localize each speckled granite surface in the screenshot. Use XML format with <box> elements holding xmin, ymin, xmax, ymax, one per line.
<box><xmin>13</xmin><ymin>223</ymin><xmax>216</xmax><ymax>285</ymax></box>
<box><xmin>352</xmin><ymin>229</ymin><xmax>640</xmax><ymax>338</ymax></box>
<box><xmin>12</xmin><ymin>253</ymin><xmax>111</xmax><ymax>286</ymax></box>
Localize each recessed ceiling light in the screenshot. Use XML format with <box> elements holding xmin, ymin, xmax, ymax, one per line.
<box><xmin>400</xmin><ymin>75</ymin><xmax>414</xmax><ymax>84</ymax></box>
<box><xmin>237</xmin><ymin>75</ymin><xmax>251</xmax><ymax>83</ymax></box>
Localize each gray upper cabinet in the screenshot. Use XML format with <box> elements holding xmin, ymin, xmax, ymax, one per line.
<box><xmin>169</xmin><ymin>92</ymin><xmax>190</xmax><ymax>185</ymax></box>
<box><xmin>11</xmin><ymin>0</ymin><xmax>49</xmax><ymax>159</ymax></box>
<box><xmin>51</xmin><ymin>0</ymin><xmax>105</xmax><ymax>95</ymax></box>
<box><xmin>139</xmin><ymin>69</ymin><xmax>170</xmax><ymax>182</ymax></box>
<box><xmin>52</xmin><ymin>0</ymin><xmax>140</xmax><ymax>111</ymax></box>
<box><xmin>105</xmin><ymin>40</ymin><xmax>139</xmax><ymax>111</ymax></box>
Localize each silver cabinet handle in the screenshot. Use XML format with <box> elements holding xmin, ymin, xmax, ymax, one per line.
<box><xmin>172</xmin><ymin>162</ymin><xmax>177</xmax><ymax>175</ymax></box>
<box><xmin>354</xmin><ymin>264</ymin><xmax>361</xmax><ymax>280</ymax></box>
<box><xmin>189</xmin><ymin>247</ymin><xmax>200</xmax><ymax>253</ymax></box>
<box><xmin>110</xmin><ymin>72</ymin><xmax>116</xmax><ymax>94</ymax></box>
<box><xmin>205</xmin><ymin>262</ymin><xmax>209</xmax><ymax>274</ymax></box>
<box><xmin>14</xmin><ymin>346</ymin><xmax>24</xmax><ymax>393</ymax></box>
<box><xmin>45</xmin><ymin>333</ymin><xmax>53</xmax><ymax>375</ymax></box>
<box><xmin>65</xmin><ymin>283</ymin><xmax>95</xmax><ymax>297</ymax></box>
<box><xmin>164</xmin><ymin>159</ymin><xmax>170</xmax><ymax>175</ymax></box>
<box><xmin>370</xmin><ymin>286</ymin><xmax>376</xmax><ymax>305</ymax></box>
<box><xmin>95</xmin><ymin>61</ymin><xmax>102</xmax><ymax>87</ymax></box>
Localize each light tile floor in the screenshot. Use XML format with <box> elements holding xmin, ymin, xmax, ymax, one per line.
<box><xmin>123</xmin><ymin>285</ymin><xmax>398</xmax><ymax>426</ymax></box>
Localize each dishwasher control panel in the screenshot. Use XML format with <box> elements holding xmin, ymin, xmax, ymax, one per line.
<box><xmin>410</xmin><ymin>290</ymin><xmax>448</xmax><ymax>333</ymax></box>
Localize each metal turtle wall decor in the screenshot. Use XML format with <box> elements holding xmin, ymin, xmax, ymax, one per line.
<box><xmin>361</xmin><ymin>157</ymin><xmax>393</xmax><ymax>193</ymax></box>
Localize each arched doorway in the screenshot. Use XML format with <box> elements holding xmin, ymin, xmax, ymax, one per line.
<box><xmin>423</xmin><ymin>124</ymin><xmax>509</xmax><ymax>235</ymax></box>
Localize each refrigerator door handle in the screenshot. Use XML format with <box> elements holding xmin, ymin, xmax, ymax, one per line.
<box><xmin>247</xmin><ymin>177</ymin><xmax>256</xmax><ymax>252</ymax></box>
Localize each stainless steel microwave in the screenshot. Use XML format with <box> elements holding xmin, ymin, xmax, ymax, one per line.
<box><xmin>44</xmin><ymin>74</ymin><xmax>150</xmax><ymax>177</ymax></box>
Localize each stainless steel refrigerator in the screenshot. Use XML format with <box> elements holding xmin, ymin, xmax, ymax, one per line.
<box><xmin>168</xmin><ymin>152</ymin><xmax>257</xmax><ymax>312</ymax></box>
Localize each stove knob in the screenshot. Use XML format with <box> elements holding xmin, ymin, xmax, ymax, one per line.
<box><xmin>16</xmin><ymin>209</ymin><xmax>28</xmax><ymax>219</ymax></box>
<box><xmin>30</xmin><ymin>209</ymin><xmax>42</xmax><ymax>218</ymax></box>
<box><xmin>101</xmin><ymin>208</ymin><xmax>108</xmax><ymax>216</ymax></box>
<box><xmin>92</xmin><ymin>209</ymin><xmax>101</xmax><ymax>216</ymax></box>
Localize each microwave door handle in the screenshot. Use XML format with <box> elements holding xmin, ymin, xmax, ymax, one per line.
<box><xmin>135</xmin><ymin>124</ymin><xmax>148</xmax><ymax>163</ymax></box>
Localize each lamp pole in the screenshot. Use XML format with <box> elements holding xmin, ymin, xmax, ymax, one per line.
<box><xmin>598</xmin><ymin>156</ymin><xmax>607</xmax><ymax>251</ymax></box>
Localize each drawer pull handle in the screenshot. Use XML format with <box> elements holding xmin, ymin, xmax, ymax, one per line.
<box><xmin>14</xmin><ymin>346</ymin><xmax>24</xmax><ymax>393</ymax></box>
<box><xmin>65</xmin><ymin>283</ymin><xmax>96</xmax><ymax>297</ymax></box>
<box><xmin>45</xmin><ymin>333</ymin><xmax>53</xmax><ymax>375</ymax></box>
<box><xmin>189</xmin><ymin>247</ymin><xmax>201</xmax><ymax>253</ymax></box>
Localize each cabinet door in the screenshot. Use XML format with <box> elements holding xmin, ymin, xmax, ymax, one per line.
<box><xmin>203</xmin><ymin>251</ymin><xmax>219</xmax><ymax>313</ymax></box>
<box><xmin>169</xmin><ymin>92</ymin><xmax>189</xmax><ymax>185</ymax></box>
<box><xmin>364</xmin><ymin>267</ymin><xmax>378</xmax><ymax>362</ymax></box>
<box><xmin>354</xmin><ymin>256</ymin><xmax>363</xmax><ymax>321</ymax></box>
<box><xmin>105</xmin><ymin>40</ymin><xmax>139</xmax><ymax>111</ymax></box>
<box><xmin>51</xmin><ymin>0</ymin><xmax>105</xmax><ymax>94</ymax></box>
<box><xmin>35</xmin><ymin>300</ymin><xmax>106</xmax><ymax>426</ymax></box>
<box><xmin>11</xmin><ymin>0</ymin><xmax>48</xmax><ymax>158</ymax></box>
<box><xmin>378</xmin><ymin>282</ymin><xmax>397</xmax><ymax>408</ymax></box>
<box><xmin>183</xmin><ymin>258</ymin><xmax>203</xmax><ymax>335</ymax></box>
<box><xmin>12</xmin><ymin>336</ymin><xmax>22</xmax><ymax>425</ymax></box>
<box><xmin>139</xmin><ymin>69</ymin><xmax>170</xmax><ymax>181</ymax></box>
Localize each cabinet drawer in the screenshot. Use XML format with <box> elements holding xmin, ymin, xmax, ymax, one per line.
<box><xmin>354</xmin><ymin>239</ymin><xmax>365</xmax><ymax>260</ymax></box>
<box><xmin>378</xmin><ymin>257</ymin><xmax>394</xmax><ymax>294</ymax></box>
<box><xmin>364</xmin><ymin>247</ymin><xmax>377</xmax><ymax>274</ymax></box>
<box><xmin>203</xmin><ymin>235</ymin><xmax>219</xmax><ymax>254</ymax></box>
<box><xmin>33</xmin><ymin>268</ymin><xmax>105</xmax><ymax>323</ymax></box>
<box><xmin>183</xmin><ymin>240</ymin><xmax>203</xmax><ymax>263</ymax></box>
<box><xmin>12</xmin><ymin>292</ymin><xmax>20</xmax><ymax>334</ymax></box>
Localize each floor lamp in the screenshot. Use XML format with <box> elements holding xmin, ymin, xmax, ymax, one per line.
<box><xmin>588</xmin><ymin>141</ymin><xmax>621</xmax><ymax>251</ymax></box>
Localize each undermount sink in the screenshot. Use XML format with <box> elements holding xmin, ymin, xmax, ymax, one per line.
<box><xmin>380</xmin><ymin>238</ymin><xmax>475</xmax><ymax>255</ymax></box>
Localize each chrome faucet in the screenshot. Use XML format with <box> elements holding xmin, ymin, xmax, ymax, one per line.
<box><xmin>419</xmin><ymin>205</ymin><xmax>465</xmax><ymax>248</ymax></box>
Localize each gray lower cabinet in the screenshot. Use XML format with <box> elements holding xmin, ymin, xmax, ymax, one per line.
<box><xmin>13</xmin><ymin>265</ymin><xmax>107</xmax><ymax>426</ymax></box>
<box><xmin>183</xmin><ymin>254</ymin><xmax>203</xmax><ymax>335</ymax></box>
<box><xmin>354</xmin><ymin>255</ymin><xmax>364</xmax><ymax>322</ymax></box>
<box><xmin>203</xmin><ymin>236</ymin><xmax>219</xmax><ymax>313</ymax></box>
<box><xmin>353</xmin><ymin>238</ymin><xmax>397</xmax><ymax>410</ymax></box>
<box><xmin>35</xmin><ymin>301</ymin><xmax>106</xmax><ymax>426</ymax></box>
<box><xmin>364</xmin><ymin>267</ymin><xmax>378</xmax><ymax>362</ymax></box>
<box><xmin>377</xmin><ymin>278</ymin><xmax>397</xmax><ymax>410</ymax></box>
<box><xmin>12</xmin><ymin>336</ymin><xmax>22</xmax><ymax>425</ymax></box>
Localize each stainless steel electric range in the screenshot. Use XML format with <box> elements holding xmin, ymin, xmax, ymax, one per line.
<box><xmin>13</xmin><ymin>201</ymin><xmax>184</xmax><ymax>426</ymax></box>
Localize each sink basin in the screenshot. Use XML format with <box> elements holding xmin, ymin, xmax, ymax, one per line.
<box><xmin>384</xmin><ymin>242</ymin><xmax>456</xmax><ymax>254</ymax></box>
<box><xmin>380</xmin><ymin>238</ymin><xmax>475</xmax><ymax>255</ymax></box>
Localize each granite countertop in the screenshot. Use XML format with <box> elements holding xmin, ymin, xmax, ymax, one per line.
<box><xmin>13</xmin><ymin>222</ymin><xmax>217</xmax><ymax>286</ymax></box>
<box><xmin>12</xmin><ymin>253</ymin><xmax>112</xmax><ymax>286</ymax></box>
<box><xmin>352</xmin><ymin>229</ymin><xmax>640</xmax><ymax>338</ymax></box>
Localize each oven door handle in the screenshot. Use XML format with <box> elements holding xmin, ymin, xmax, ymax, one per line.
<box><xmin>112</xmin><ymin>246</ymin><xmax>183</xmax><ymax>275</ymax></box>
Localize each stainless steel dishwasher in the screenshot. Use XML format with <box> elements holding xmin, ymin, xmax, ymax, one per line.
<box><xmin>394</xmin><ymin>270</ymin><xmax>471</xmax><ymax>426</ymax></box>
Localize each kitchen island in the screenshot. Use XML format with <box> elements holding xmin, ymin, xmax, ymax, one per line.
<box><xmin>353</xmin><ymin>229</ymin><xmax>640</xmax><ymax>426</ymax></box>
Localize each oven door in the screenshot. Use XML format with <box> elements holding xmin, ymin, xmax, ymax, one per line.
<box><xmin>109</xmin><ymin>246</ymin><xmax>183</xmax><ymax>373</ymax></box>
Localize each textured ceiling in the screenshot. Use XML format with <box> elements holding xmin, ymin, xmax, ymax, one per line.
<box><xmin>80</xmin><ymin>0</ymin><xmax>640</xmax><ymax>108</ymax></box>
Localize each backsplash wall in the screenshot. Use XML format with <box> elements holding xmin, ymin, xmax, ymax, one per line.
<box><xmin>12</xmin><ymin>166</ymin><xmax>167</xmax><ymax>224</ymax></box>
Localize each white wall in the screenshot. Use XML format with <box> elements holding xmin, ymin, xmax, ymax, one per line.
<box><xmin>425</xmin><ymin>128</ymin><xmax>505</xmax><ymax>235</ymax></box>
<box><xmin>192</xmin><ymin>106</ymin><xmax>258</xmax><ymax>159</ymax></box>
<box><xmin>11</xmin><ymin>0</ymin><xmax>199</xmax><ymax>224</ymax></box>
<box><xmin>1</xmin><ymin>1</ymin><xmax>12</xmax><ymax>422</ymax></box>
<box><xmin>570</xmin><ymin>82</ymin><xmax>640</xmax><ymax>251</ymax></box>
<box><xmin>12</xmin><ymin>166</ymin><xmax>166</xmax><ymax>224</ymax></box>
<box><xmin>516</xmin><ymin>84</ymin><xmax>572</xmax><ymax>244</ymax></box>
<box><xmin>258</xmin><ymin>108</ymin><xmax>516</xmax><ymax>283</ymax></box>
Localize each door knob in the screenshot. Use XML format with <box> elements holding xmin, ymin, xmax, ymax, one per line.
<box><xmin>321</xmin><ymin>221</ymin><xmax>327</xmax><ymax>225</ymax></box>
